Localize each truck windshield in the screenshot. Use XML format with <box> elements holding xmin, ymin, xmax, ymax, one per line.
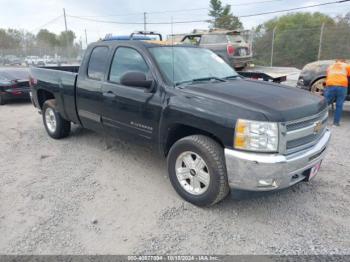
<box><xmin>148</xmin><ymin>47</ymin><xmax>238</xmax><ymax>86</ymax></box>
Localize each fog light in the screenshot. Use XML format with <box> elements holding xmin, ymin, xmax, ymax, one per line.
<box><xmin>258</xmin><ymin>179</ymin><xmax>277</xmax><ymax>188</ymax></box>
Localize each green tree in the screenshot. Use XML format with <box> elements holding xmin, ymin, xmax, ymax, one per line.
<box><xmin>0</xmin><ymin>29</ymin><xmax>22</xmax><ymax>49</ymax></box>
<box><xmin>36</xmin><ymin>29</ymin><xmax>58</xmax><ymax>47</ymax></box>
<box><xmin>208</xmin><ymin>0</ymin><xmax>242</xmax><ymax>30</ymax></box>
<box><xmin>57</xmin><ymin>30</ymin><xmax>76</xmax><ymax>47</ymax></box>
<box><xmin>253</xmin><ymin>12</ymin><xmax>336</xmax><ymax>68</ymax></box>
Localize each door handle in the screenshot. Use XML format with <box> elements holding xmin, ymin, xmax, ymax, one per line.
<box><xmin>103</xmin><ymin>90</ymin><xmax>116</xmax><ymax>98</ymax></box>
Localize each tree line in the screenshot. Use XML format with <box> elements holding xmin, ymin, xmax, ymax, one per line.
<box><xmin>0</xmin><ymin>28</ymin><xmax>81</xmax><ymax>57</ymax></box>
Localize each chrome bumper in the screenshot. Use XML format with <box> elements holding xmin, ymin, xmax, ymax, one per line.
<box><xmin>224</xmin><ymin>129</ymin><xmax>331</xmax><ymax>191</ymax></box>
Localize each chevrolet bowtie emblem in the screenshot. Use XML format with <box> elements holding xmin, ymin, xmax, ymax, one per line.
<box><xmin>314</xmin><ymin>121</ymin><xmax>322</xmax><ymax>134</ymax></box>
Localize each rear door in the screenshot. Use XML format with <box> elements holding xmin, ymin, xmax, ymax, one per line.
<box><xmin>101</xmin><ymin>46</ymin><xmax>162</xmax><ymax>142</ymax></box>
<box><xmin>76</xmin><ymin>45</ymin><xmax>110</xmax><ymax>131</ymax></box>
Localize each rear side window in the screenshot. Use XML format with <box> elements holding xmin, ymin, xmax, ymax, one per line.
<box><xmin>109</xmin><ymin>47</ymin><xmax>149</xmax><ymax>84</ymax></box>
<box><xmin>182</xmin><ymin>36</ymin><xmax>201</xmax><ymax>45</ymax></box>
<box><xmin>227</xmin><ymin>34</ymin><xmax>245</xmax><ymax>44</ymax></box>
<box><xmin>201</xmin><ymin>34</ymin><xmax>227</xmax><ymax>44</ymax></box>
<box><xmin>87</xmin><ymin>46</ymin><xmax>109</xmax><ymax>80</ymax></box>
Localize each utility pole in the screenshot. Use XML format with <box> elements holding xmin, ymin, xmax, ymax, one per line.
<box><xmin>270</xmin><ymin>26</ymin><xmax>277</xmax><ymax>67</ymax></box>
<box><xmin>84</xmin><ymin>29</ymin><xmax>88</xmax><ymax>47</ymax></box>
<box><xmin>143</xmin><ymin>12</ymin><xmax>147</xmax><ymax>31</ymax></box>
<box><xmin>318</xmin><ymin>23</ymin><xmax>325</xmax><ymax>61</ymax></box>
<box><xmin>63</xmin><ymin>8</ymin><xmax>69</xmax><ymax>61</ymax></box>
<box><xmin>63</xmin><ymin>8</ymin><xmax>68</xmax><ymax>32</ymax></box>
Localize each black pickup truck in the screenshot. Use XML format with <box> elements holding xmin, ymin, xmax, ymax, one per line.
<box><xmin>30</xmin><ymin>40</ymin><xmax>331</xmax><ymax>206</ymax></box>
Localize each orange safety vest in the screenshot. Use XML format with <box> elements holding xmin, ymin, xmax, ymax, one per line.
<box><xmin>326</xmin><ymin>62</ymin><xmax>350</xmax><ymax>88</ymax></box>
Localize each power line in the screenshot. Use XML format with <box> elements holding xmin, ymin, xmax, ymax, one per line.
<box><xmin>239</xmin><ymin>0</ymin><xmax>350</xmax><ymax>18</ymax></box>
<box><xmin>68</xmin><ymin>15</ymin><xmax>209</xmax><ymax>24</ymax></box>
<box><xmin>68</xmin><ymin>0</ymin><xmax>283</xmax><ymax>18</ymax></box>
<box><xmin>31</xmin><ymin>15</ymin><xmax>63</xmax><ymax>32</ymax></box>
<box><xmin>67</xmin><ymin>0</ymin><xmax>350</xmax><ymax>25</ymax></box>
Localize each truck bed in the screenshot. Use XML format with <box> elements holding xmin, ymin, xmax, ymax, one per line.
<box><xmin>30</xmin><ymin>66</ymin><xmax>80</xmax><ymax>124</ymax></box>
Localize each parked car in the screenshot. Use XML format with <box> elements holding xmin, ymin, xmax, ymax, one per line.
<box><xmin>0</xmin><ymin>68</ymin><xmax>30</xmax><ymax>105</ymax></box>
<box><xmin>30</xmin><ymin>40</ymin><xmax>330</xmax><ymax>206</ymax></box>
<box><xmin>181</xmin><ymin>29</ymin><xmax>253</xmax><ymax>69</ymax></box>
<box><xmin>25</xmin><ymin>56</ymin><xmax>46</xmax><ymax>66</ymax></box>
<box><xmin>25</xmin><ymin>56</ymin><xmax>39</xmax><ymax>65</ymax></box>
<box><xmin>297</xmin><ymin>59</ymin><xmax>350</xmax><ymax>99</ymax></box>
<box><xmin>4</xmin><ymin>55</ymin><xmax>22</xmax><ymax>66</ymax></box>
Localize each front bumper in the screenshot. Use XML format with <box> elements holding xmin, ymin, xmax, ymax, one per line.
<box><xmin>296</xmin><ymin>81</ymin><xmax>310</xmax><ymax>90</ymax></box>
<box><xmin>224</xmin><ymin>129</ymin><xmax>331</xmax><ymax>191</ymax></box>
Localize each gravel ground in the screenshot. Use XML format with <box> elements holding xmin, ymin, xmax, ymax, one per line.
<box><xmin>0</xmin><ymin>101</ymin><xmax>349</xmax><ymax>255</ymax></box>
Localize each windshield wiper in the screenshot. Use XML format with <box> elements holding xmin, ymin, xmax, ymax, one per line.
<box><xmin>175</xmin><ymin>77</ymin><xmax>226</xmax><ymax>87</ymax></box>
<box><xmin>192</xmin><ymin>76</ymin><xmax>226</xmax><ymax>83</ymax></box>
<box><xmin>223</xmin><ymin>75</ymin><xmax>240</xmax><ymax>80</ymax></box>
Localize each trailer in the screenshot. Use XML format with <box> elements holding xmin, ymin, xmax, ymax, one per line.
<box><xmin>237</xmin><ymin>65</ymin><xmax>300</xmax><ymax>85</ymax></box>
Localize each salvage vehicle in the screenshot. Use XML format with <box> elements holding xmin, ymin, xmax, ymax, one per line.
<box><xmin>297</xmin><ymin>59</ymin><xmax>350</xmax><ymax>99</ymax></box>
<box><xmin>30</xmin><ymin>40</ymin><xmax>331</xmax><ymax>206</ymax></box>
<box><xmin>181</xmin><ymin>29</ymin><xmax>252</xmax><ymax>70</ymax></box>
<box><xmin>0</xmin><ymin>68</ymin><xmax>30</xmax><ymax>105</ymax></box>
<box><xmin>3</xmin><ymin>55</ymin><xmax>22</xmax><ymax>66</ymax></box>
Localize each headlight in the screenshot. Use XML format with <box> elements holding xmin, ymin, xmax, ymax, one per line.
<box><xmin>234</xmin><ymin>119</ymin><xmax>279</xmax><ymax>152</ymax></box>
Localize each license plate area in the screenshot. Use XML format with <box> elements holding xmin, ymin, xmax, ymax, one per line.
<box><xmin>305</xmin><ymin>161</ymin><xmax>322</xmax><ymax>181</ymax></box>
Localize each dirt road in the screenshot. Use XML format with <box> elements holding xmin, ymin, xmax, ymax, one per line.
<box><xmin>0</xmin><ymin>102</ymin><xmax>349</xmax><ymax>255</ymax></box>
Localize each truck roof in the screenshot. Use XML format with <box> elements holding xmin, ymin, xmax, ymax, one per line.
<box><xmin>94</xmin><ymin>39</ymin><xmax>194</xmax><ymax>49</ymax></box>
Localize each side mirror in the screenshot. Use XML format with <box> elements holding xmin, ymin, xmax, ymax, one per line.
<box><xmin>120</xmin><ymin>71</ymin><xmax>154</xmax><ymax>90</ymax></box>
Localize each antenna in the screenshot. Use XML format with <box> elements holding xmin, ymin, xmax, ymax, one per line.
<box><xmin>171</xmin><ymin>16</ymin><xmax>175</xmax><ymax>87</ymax></box>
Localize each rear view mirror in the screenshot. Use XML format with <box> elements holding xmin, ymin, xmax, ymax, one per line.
<box><xmin>120</xmin><ymin>71</ymin><xmax>153</xmax><ymax>89</ymax></box>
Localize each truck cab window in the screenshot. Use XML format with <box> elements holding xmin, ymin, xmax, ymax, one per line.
<box><xmin>201</xmin><ymin>35</ymin><xmax>227</xmax><ymax>44</ymax></box>
<box><xmin>182</xmin><ymin>36</ymin><xmax>201</xmax><ymax>45</ymax></box>
<box><xmin>109</xmin><ymin>47</ymin><xmax>149</xmax><ymax>84</ymax></box>
<box><xmin>87</xmin><ymin>46</ymin><xmax>109</xmax><ymax>80</ymax></box>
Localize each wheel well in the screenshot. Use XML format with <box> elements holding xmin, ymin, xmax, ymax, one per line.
<box><xmin>311</xmin><ymin>76</ymin><xmax>326</xmax><ymax>87</ymax></box>
<box><xmin>37</xmin><ymin>89</ymin><xmax>55</xmax><ymax>109</ymax></box>
<box><xmin>164</xmin><ymin>124</ymin><xmax>224</xmax><ymax>156</ymax></box>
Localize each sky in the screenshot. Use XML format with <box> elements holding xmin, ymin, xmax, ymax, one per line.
<box><xmin>0</xmin><ymin>0</ymin><xmax>349</xmax><ymax>47</ymax></box>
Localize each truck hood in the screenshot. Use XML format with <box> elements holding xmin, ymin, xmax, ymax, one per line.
<box><xmin>179</xmin><ymin>78</ymin><xmax>327</xmax><ymax>122</ymax></box>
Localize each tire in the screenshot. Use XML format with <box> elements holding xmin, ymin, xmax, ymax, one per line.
<box><xmin>0</xmin><ymin>95</ymin><xmax>5</xmax><ymax>105</ymax></box>
<box><xmin>311</xmin><ymin>78</ymin><xmax>326</xmax><ymax>96</ymax></box>
<box><xmin>167</xmin><ymin>135</ymin><xmax>229</xmax><ymax>206</ymax></box>
<box><xmin>42</xmin><ymin>99</ymin><xmax>71</xmax><ymax>139</ymax></box>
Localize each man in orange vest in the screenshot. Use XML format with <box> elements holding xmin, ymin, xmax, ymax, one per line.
<box><xmin>324</xmin><ymin>59</ymin><xmax>350</xmax><ymax>126</ymax></box>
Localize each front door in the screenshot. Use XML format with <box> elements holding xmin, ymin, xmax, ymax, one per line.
<box><xmin>101</xmin><ymin>46</ymin><xmax>162</xmax><ymax>142</ymax></box>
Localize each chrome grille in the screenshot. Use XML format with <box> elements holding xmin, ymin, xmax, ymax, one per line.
<box><xmin>281</xmin><ymin>109</ymin><xmax>328</xmax><ymax>154</ymax></box>
<box><xmin>286</xmin><ymin>129</ymin><xmax>326</xmax><ymax>149</ymax></box>
<box><xmin>286</xmin><ymin>114</ymin><xmax>327</xmax><ymax>131</ymax></box>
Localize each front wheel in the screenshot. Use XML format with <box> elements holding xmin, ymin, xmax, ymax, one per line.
<box><xmin>167</xmin><ymin>135</ymin><xmax>229</xmax><ymax>206</ymax></box>
<box><xmin>311</xmin><ymin>78</ymin><xmax>326</xmax><ymax>96</ymax></box>
<box><xmin>42</xmin><ymin>100</ymin><xmax>71</xmax><ymax>139</ymax></box>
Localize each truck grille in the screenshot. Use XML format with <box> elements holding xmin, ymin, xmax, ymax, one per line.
<box><xmin>286</xmin><ymin>130</ymin><xmax>326</xmax><ymax>150</ymax></box>
<box><xmin>282</xmin><ymin>109</ymin><xmax>328</xmax><ymax>154</ymax></box>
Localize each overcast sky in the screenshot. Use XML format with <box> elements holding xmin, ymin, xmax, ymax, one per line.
<box><xmin>0</xmin><ymin>0</ymin><xmax>349</xmax><ymax>47</ymax></box>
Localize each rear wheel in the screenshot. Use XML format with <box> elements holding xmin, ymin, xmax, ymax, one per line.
<box><xmin>42</xmin><ymin>100</ymin><xmax>71</xmax><ymax>139</ymax></box>
<box><xmin>167</xmin><ymin>135</ymin><xmax>229</xmax><ymax>206</ymax></box>
<box><xmin>311</xmin><ymin>78</ymin><xmax>326</xmax><ymax>96</ymax></box>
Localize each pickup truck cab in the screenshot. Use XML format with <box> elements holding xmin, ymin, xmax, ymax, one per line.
<box><xmin>30</xmin><ymin>40</ymin><xmax>331</xmax><ymax>206</ymax></box>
